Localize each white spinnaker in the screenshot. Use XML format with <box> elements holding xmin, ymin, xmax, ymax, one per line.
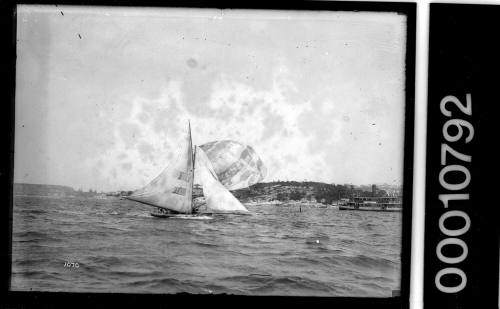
<box><xmin>126</xmin><ymin>123</ymin><xmax>194</xmax><ymax>214</ymax></box>
<box><xmin>195</xmin><ymin>147</ymin><xmax>249</xmax><ymax>214</ymax></box>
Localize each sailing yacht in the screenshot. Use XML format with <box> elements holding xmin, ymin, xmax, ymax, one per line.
<box><xmin>125</xmin><ymin>122</ymin><xmax>249</xmax><ymax>218</ymax></box>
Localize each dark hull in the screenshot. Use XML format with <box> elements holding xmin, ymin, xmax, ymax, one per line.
<box><xmin>150</xmin><ymin>212</ymin><xmax>183</xmax><ymax>218</ymax></box>
<box><xmin>150</xmin><ymin>212</ymin><xmax>211</xmax><ymax>218</ymax></box>
<box><xmin>150</xmin><ymin>211</ymin><xmax>250</xmax><ymax>218</ymax></box>
<box><xmin>200</xmin><ymin>211</ymin><xmax>251</xmax><ymax>216</ymax></box>
<box><xmin>339</xmin><ymin>206</ymin><xmax>402</xmax><ymax>212</ymax></box>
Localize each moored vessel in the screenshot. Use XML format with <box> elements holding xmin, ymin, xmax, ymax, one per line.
<box><xmin>339</xmin><ymin>196</ymin><xmax>402</xmax><ymax>212</ymax></box>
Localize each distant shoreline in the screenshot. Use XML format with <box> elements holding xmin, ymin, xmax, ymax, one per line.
<box><xmin>13</xmin><ymin>182</ymin><xmax>402</xmax><ymax>205</ymax></box>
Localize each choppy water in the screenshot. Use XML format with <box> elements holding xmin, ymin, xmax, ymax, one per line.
<box><xmin>11</xmin><ymin>196</ymin><xmax>401</xmax><ymax>297</ymax></box>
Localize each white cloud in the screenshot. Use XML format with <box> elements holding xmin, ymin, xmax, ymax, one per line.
<box><xmin>15</xmin><ymin>6</ymin><xmax>406</xmax><ymax>191</ymax></box>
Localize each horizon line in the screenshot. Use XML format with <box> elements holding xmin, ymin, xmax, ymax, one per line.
<box><xmin>13</xmin><ymin>180</ymin><xmax>403</xmax><ymax>192</ymax></box>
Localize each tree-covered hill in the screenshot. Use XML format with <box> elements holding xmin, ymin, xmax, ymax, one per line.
<box><xmin>230</xmin><ymin>181</ymin><xmax>392</xmax><ymax>204</ymax></box>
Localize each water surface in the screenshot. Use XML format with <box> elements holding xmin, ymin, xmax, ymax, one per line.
<box><xmin>11</xmin><ymin>196</ymin><xmax>401</xmax><ymax>296</ymax></box>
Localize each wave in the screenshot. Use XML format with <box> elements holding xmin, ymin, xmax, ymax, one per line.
<box><xmin>342</xmin><ymin>254</ymin><xmax>396</xmax><ymax>270</ymax></box>
<box><xmin>273</xmin><ymin>254</ymin><xmax>342</xmax><ymax>269</ymax></box>
<box><xmin>106</xmin><ymin>269</ymin><xmax>165</xmax><ymax>279</ymax></box>
<box><xmin>13</xmin><ymin>258</ymin><xmax>48</xmax><ymax>267</ymax></box>
<box><xmin>305</xmin><ymin>236</ymin><xmax>330</xmax><ymax>244</ymax></box>
<box><xmin>192</xmin><ymin>241</ymin><xmax>219</xmax><ymax>248</ymax></box>
<box><xmin>123</xmin><ymin>277</ymin><xmax>205</xmax><ymax>293</ymax></box>
<box><xmin>354</xmin><ymin>281</ymin><xmax>390</xmax><ymax>292</ymax></box>
<box><xmin>102</xmin><ymin>225</ymin><xmax>133</xmax><ymax>232</ymax></box>
<box><xmin>53</xmin><ymin>209</ymin><xmax>87</xmax><ymax>216</ymax></box>
<box><xmin>354</xmin><ymin>274</ymin><xmax>394</xmax><ymax>284</ymax></box>
<box><xmin>358</xmin><ymin>222</ymin><xmax>377</xmax><ymax>230</ymax></box>
<box><xmin>14</xmin><ymin>231</ymin><xmax>47</xmax><ymax>238</ymax></box>
<box><xmin>21</xmin><ymin>209</ymin><xmax>46</xmax><ymax>215</ymax></box>
<box><xmin>11</xmin><ymin>270</ymin><xmax>67</xmax><ymax>281</ymax></box>
<box><xmin>278</xmin><ymin>234</ymin><xmax>302</xmax><ymax>240</ymax></box>
<box><xmin>13</xmin><ymin>230</ymin><xmax>62</xmax><ymax>243</ymax></box>
<box><xmin>87</xmin><ymin>255</ymin><xmax>126</xmax><ymax>267</ymax></box>
<box><xmin>290</xmin><ymin>221</ymin><xmax>310</xmax><ymax>229</ymax></box>
<box><xmin>220</xmin><ymin>274</ymin><xmax>335</xmax><ymax>295</ymax></box>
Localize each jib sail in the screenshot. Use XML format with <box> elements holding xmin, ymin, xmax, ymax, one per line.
<box><xmin>195</xmin><ymin>146</ymin><xmax>249</xmax><ymax>214</ymax></box>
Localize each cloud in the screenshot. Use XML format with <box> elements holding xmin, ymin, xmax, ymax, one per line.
<box><xmin>260</xmin><ymin>107</ymin><xmax>284</xmax><ymax>141</ymax></box>
<box><xmin>121</xmin><ymin>162</ymin><xmax>133</xmax><ymax>171</ymax></box>
<box><xmin>14</xmin><ymin>7</ymin><xmax>406</xmax><ymax>191</ymax></box>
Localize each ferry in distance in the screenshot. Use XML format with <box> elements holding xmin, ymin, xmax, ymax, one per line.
<box><xmin>339</xmin><ymin>196</ymin><xmax>402</xmax><ymax>212</ymax></box>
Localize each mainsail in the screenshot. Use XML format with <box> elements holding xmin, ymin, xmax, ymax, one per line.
<box><xmin>125</xmin><ymin>123</ymin><xmax>194</xmax><ymax>214</ymax></box>
<box><xmin>195</xmin><ymin>146</ymin><xmax>249</xmax><ymax>214</ymax></box>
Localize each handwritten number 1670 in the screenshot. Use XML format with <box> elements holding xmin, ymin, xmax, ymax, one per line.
<box><xmin>64</xmin><ymin>261</ymin><xmax>80</xmax><ymax>268</ymax></box>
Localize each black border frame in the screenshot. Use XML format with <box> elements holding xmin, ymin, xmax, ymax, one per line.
<box><xmin>1</xmin><ymin>1</ymin><xmax>416</xmax><ymax>308</ymax></box>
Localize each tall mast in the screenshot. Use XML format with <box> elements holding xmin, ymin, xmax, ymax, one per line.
<box><xmin>188</xmin><ymin>120</ymin><xmax>195</xmax><ymax>214</ymax></box>
<box><xmin>192</xmin><ymin>146</ymin><xmax>197</xmax><ymax>214</ymax></box>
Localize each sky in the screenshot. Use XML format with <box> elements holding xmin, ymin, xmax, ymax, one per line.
<box><xmin>15</xmin><ymin>5</ymin><xmax>407</xmax><ymax>192</ymax></box>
